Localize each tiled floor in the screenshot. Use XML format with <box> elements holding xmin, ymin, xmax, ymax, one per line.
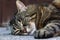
<box><xmin>0</xmin><ymin>27</ymin><xmax>60</xmax><ymax>40</ymax></box>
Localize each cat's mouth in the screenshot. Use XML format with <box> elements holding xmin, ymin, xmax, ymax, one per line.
<box><xmin>20</xmin><ymin>25</ymin><xmax>30</xmax><ymax>35</ymax></box>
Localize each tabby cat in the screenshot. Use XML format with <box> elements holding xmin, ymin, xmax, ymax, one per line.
<box><xmin>9</xmin><ymin>0</ymin><xmax>60</xmax><ymax>39</ymax></box>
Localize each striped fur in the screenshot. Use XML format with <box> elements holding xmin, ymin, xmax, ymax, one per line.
<box><xmin>34</xmin><ymin>20</ymin><xmax>60</xmax><ymax>39</ymax></box>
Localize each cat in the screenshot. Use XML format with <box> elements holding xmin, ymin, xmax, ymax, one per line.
<box><xmin>10</xmin><ymin>0</ymin><xmax>60</xmax><ymax>39</ymax></box>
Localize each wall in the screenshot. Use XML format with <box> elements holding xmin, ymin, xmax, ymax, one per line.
<box><xmin>0</xmin><ymin>0</ymin><xmax>17</xmax><ymax>26</ymax></box>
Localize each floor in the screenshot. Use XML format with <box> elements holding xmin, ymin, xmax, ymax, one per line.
<box><xmin>0</xmin><ymin>27</ymin><xmax>60</xmax><ymax>40</ymax></box>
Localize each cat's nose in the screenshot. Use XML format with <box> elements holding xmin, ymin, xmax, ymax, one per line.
<box><xmin>23</xmin><ymin>24</ymin><xmax>27</xmax><ymax>26</ymax></box>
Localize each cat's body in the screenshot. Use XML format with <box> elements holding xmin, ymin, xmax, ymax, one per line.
<box><xmin>34</xmin><ymin>4</ymin><xmax>60</xmax><ymax>39</ymax></box>
<box><xmin>9</xmin><ymin>0</ymin><xmax>60</xmax><ymax>39</ymax></box>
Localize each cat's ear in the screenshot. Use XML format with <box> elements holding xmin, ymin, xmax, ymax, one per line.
<box><xmin>16</xmin><ymin>0</ymin><xmax>27</xmax><ymax>12</ymax></box>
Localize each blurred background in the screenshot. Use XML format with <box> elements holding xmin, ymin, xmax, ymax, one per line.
<box><xmin>0</xmin><ymin>0</ymin><xmax>53</xmax><ymax>26</ymax></box>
